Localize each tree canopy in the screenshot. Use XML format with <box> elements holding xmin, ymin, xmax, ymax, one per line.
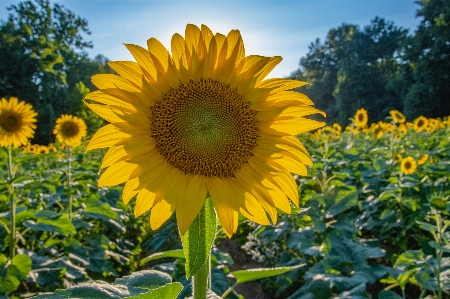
<box><xmin>291</xmin><ymin>0</ymin><xmax>450</xmax><ymax>125</ymax></box>
<box><xmin>0</xmin><ymin>0</ymin><xmax>111</xmax><ymax>143</ymax></box>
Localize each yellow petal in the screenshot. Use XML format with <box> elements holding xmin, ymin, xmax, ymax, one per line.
<box><xmin>171</xmin><ymin>33</ymin><xmax>187</xmax><ymax>69</ymax></box>
<box><xmin>256</xmin><ymin>78</ymin><xmax>308</xmax><ymax>93</ymax></box>
<box><xmin>177</xmin><ymin>174</ymin><xmax>207</xmax><ymax>235</ymax></box>
<box><xmin>91</xmin><ymin>74</ymin><xmax>139</xmax><ymax>92</ymax></box>
<box><xmin>98</xmin><ymin>160</ymin><xmax>136</xmax><ymax>187</ymax></box>
<box><xmin>100</xmin><ymin>145</ymin><xmax>127</xmax><ymax>171</ymax></box>
<box><xmin>261</xmin><ymin>118</ymin><xmax>326</xmax><ymax>136</ymax></box>
<box><xmin>122</xmin><ymin>177</ymin><xmax>139</xmax><ymax>204</ymax></box>
<box><xmin>135</xmin><ymin>188</ymin><xmax>157</xmax><ymax>217</ymax></box>
<box><xmin>125</xmin><ymin>44</ymin><xmax>157</xmax><ymax>81</ymax></box>
<box><xmin>150</xmin><ymin>198</ymin><xmax>175</xmax><ymax>230</ymax></box>
<box><xmin>84</xmin><ymin>102</ymin><xmax>123</xmax><ymax>123</ymax></box>
<box><xmin>208</xmin><ymin>176</ymin><xmax>238</xmax><ymax>238</ymax></box>
<box><xmin>255</xmin><ymin>56</ymin><xmax>282</xmax><ymax>84</ymax></box>
<box><xmin>86</xmin><ymin>124</ymin><xmax>130</xmax><ymax>151</ymax></box>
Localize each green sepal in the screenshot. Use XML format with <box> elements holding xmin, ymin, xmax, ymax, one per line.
<box><xmin>180</xmin><ymin>198</ymin><xmax>217</xmax><ymax>278</ymax></box>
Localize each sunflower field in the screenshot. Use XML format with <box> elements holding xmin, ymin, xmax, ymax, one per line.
<box><xmin>1</xmin><ymin>99</ymin><xmax>449</xmax><ymax>299</ymax></box>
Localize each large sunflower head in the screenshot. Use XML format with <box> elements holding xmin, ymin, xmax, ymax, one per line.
<box><xmin>0</xmin><ymin>97</ymin><xmax>37</xmax><ymax>148</ymax></box>
<box><xmin>401</xmin><ymin>156</ymin><xmax>417</xmax><ymax>175</ymax></box>
<box><xmin>53</xmin><ymin>114</ymin><xmax>87</xmax><ymax>147</ymax></box>
<box><xmin>354</xmin><ymin>108</ymin><xmax>368</xmax><ymax>128</ymax></box>
<box><xmin>85</xmin><ymin>24</ymin><xmax>325</xmax><ymax>237</ymax></box>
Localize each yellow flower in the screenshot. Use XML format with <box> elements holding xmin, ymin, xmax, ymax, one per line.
<box><xmin>418</xmin><ymin>154</ymin><xmax>428</xmax><ymax>165</ymax></box>
<box><xmin>0</xmin><ymin>97</ymin><xmax>37</xmax><ymax>148</ymax></box>
<box><xmin>332</xmin><ymin>123</ymin><xmax>342</xmax><ymax>133</ymax></box>
<box><xmin>414</xmin><ymin>116</ymin><xmax>428</xmax><ymax>132</ymax></box>
<box><xmin>393</xmin><ymin>154</ymin><xmax>402</xmax><ymax>163</ymax></box>
<box><xmin>398</xmin><ymin>124</ymin><xmax>407</xmax><ymax>135</ymax></box>
<box><xmin>389</xmin><ymin>110</ymin><xmax>406</xmax><ymax>123</ymax></box>
<box><xmin>372</xmin><ymin>124</ymin><xmax>384</xmax><ymax>139</ymax></box>
<box><xmin>53</xmin><ymin>115</ymin><xmax>87</xmax><ymax>147</ymax></box>
<box><xmin>401</xmin><ymin>156</ymin><xmax>417</xmax><ymax>175</ymax></box>
<box><xmin>85</xmin><ymin>24</ymin><xmax>325</xmax><ymax>237</ymax></box>
<box><xmin>354</xmin><ymin>108</ymin><xmax>368</xmax><ymax>128</ymax></box>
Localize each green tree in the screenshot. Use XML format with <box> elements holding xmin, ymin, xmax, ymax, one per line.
<box><xmin>0</xmin><ymin>0</ymin><xmax>111</xmax><ymax>143</ymax></box>
<box><xmin>403</xmin><ymin>0</ymin><xmax>450</xmax><ymax>119</ymax></box>
<box><xmin>293</xmin><ymin>18</ymin><xmax>409</xmax><ymax>125</ymax></box>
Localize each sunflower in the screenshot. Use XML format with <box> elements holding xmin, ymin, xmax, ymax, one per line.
<box><xmin>389</xmin><ymin>110</ymin><xmax>406</xmax><ymax>123</ymax></box>
<box><xmin>85</xmin><ymin>24</ymin><xmax>325</xmax><ymax>237</ymax></box>
<box><xmin>53</xmin><ymin>115</ymin><xmax>87</xmax><ymax>147</ymax></box>
<box><xmin>372</xmin><ymin>124</ymin><xmax>384</xmax><ymax>139</ymax></box>
<box><xmin>354</xmin><ymin>108</ymin><xmax>368</xmax><ymax>128</ymax></box>
<box><xmin>393</xmin><ymin>154</ymin><xmax>402</xmax><ymax>163</ymax></box>
<box><xmin>401</xmin><ymin>156</ymin><xmax>417</xmax><ymax>175</ymax></box>
<box><xmin>414</xmin><ymin>116</ymin><xmax>428</xmax><ymax>133</ymax></box>
<box><xmin>0</xmin><ymin>97</ymin><xmax>37</xmax><ymax>148</ymax></box>
<box><xmin>418</xmin><ymin>154</ymin><xmax>428</xmax><ymax>165</ymax></box>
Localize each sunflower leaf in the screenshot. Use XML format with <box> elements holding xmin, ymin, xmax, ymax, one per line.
<box><xmin>140</xmin><ymin>249</ymin><xmax>185</xmax><ymax>266</ymax></box>
<box><xmin>181</xmin><ymin>198</ymin><xmax>217</xmax><ymax>278</ymax></box>
<box><xmin>229</xmin><ymin>264</ymin><xmax>306</xmax><ymax>285</ymax></box>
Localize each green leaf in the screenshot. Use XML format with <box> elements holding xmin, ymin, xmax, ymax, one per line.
<box><xmin>140</xmin><ymin>250</ymin><xmax>185</xmax><ymax>266</ymax></box>
<box><xmin>0</xmin><ymin>254</ymin><xmax>32</xmax><ymax>294</ymax></box>
<box><xmin>378</xmin><ymin>290</ymin><xmax>403</xmax><ymax>299</ymax></box>
<box><xmin>23</xmin><ymin>214</ymin><xmax>76</xmax><ymax>235</ymax></box>
<box><xmin>181</xmin><ymin>198</ymin><xmax>217</xmax><ymax>278</ymax></box>
<box><xmin>31</xmin><ymin>282</ymin><xmax>129</xmax><ymax>298</ymax></box>
<box><xmin>394</xmin><ymin>250</ymin><xmax>424</xmax><ymax>268</ymax></box>
<box><xmin>428</xmin><ymin>241</ymin><xmax>450</xmax><ymax>253</ymax></box>
<box><xmin>114</xmin><ymin>270</ymin><xmax>172</xmax><ymax>295</ymax></box>
<box><xmin>82</xmin><ymin>199</ymin><xmax>119</xmax><ymax>221</ymax></box>
<box><xmin>416</xmin><ymin>221</ymin><xmax>437</xmax><ymax>234</ymax></box>
<box><xmin>230</xmin><ymin>264</ymin><xmax>306</xmax><ymax>284</ymax></box>
<box><xmin>123</xmin><ymin>283</ymin><xmax>182</xmax><ymax>299</ymax></box>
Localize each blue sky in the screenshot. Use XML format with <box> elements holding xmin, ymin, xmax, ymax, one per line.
<box><xmin>1</xmin><ymin>0</ymin><xmax>421</xmax><ymax>78</ymax></box>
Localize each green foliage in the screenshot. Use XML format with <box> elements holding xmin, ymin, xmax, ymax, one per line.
<box><xmin>30</xmin><ymin>270</ymin><xmax>182</xmax><ymax>299</ymax></box>
<box><xmin>0</xmin><ymin>0</ymin><xmax>112</xmax><ymax>143</ymax></box>
<box><xmin>293</xmin><ymin>18</ymin><xmax>408</xmax><ymax>125</ymax></box>
<box><xmin>402</xmin><ymin>0</ymin><xmax>450</xmax><ymax>120</ymax></box>
<box><xmin>293</xmin><ymin>0</ymin><xmax>450</xmax><ymax>125</ymax></box>
<box><xmin>0</xmin><ymin>254</ymin><xmax>32</xmax><ymax>294</ymax></box>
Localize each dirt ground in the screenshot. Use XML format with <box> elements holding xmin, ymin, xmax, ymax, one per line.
<box><xmin>217</xmin><ymin>238</ymin><xmax>272</xmax><ymax>299</ymax></box>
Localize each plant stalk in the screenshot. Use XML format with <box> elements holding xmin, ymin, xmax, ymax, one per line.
<box><xmin>7</xmin><ymin>146</ymin><xmax>16</xmax><ymax>259</ymax></box>
<box><xmin>193</xmin><ymin>255</ymin><xmax>210</xmax><ymax>299</ymax></box>
<box><xmin>67</xmin><ymin>145</ymin><xmax>73</xmax><ymax>220</ymax></box>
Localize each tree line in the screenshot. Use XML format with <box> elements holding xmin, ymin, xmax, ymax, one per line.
<box><xmin>1</xmin><ymin>0</ymin><xmax>449</xmax><ymax>143</ymax></box>
<box><xmin>290</xmin><ymin>0</ymin><xmax>450</xmax><ymax>126</ymax></box>
<box><xmin>0</xmin><ymin>0</ymin><xmax>112</xmax><ymax>144</ymax></box>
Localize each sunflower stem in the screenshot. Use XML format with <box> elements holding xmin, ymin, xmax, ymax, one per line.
<box><xmin>67</xmin><ymin>145</ymin><xmax>73</xmax><ymax>221</ymax></box>
<box><xmin>193</xmin><ymin>255</ymin><xmax>210</xmax><ymax>299</ymax></box>
<box><xmin>7</xmin><ymin>146</ymin><xmax>16</xmax><ymax>259</ymax></box>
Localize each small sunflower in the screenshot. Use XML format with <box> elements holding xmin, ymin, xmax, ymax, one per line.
<box><xmin>393</xmin><ymin>154</ymin><xmax>402</xmax><ymax>163</ymax></box>
<box><xmin>389</xmin><ymin>110</ymin><xmax>406</xmax><ymax>123</ymax></box>
<box><xmin>0</xmin><ymin>97</ymin><xmax>37</xmax><ymax>148</ymax></box>
<box><xmin>414</xmin><ymin>116</ymin><xmax>428</xmax><ymax>133</ymax></box>
<box><xmin>398</xmin><ymin>124</ymin><xmax>407</xmax><ymax>135</ymax></box>
<box><xmin>354</xmin><ymin>108</ymin><xmax>368</xmax><ymax>128</ymax></box>
<box><xmin>401</xmin><ymin>156</ymin><xmax>417</xmax><ymax>175</ymax></box>
<box><xmin>372</xmin><ymin>124</ymin><xmax>384</xmax><ymax>139</ymax></box>
<box><xmin>85</xmin><ymin>24</ymin><xmax>325</xmax><ymax>237</ymax></box>
<box><xmin>418</xmin><ymin>154</ymin><xmax>428</xmax><ymax>165</ymax></box>
<box><xmin>53</xmin><ymin>115</ymin><xmax>87</xmax><ymax>147</ymax></box>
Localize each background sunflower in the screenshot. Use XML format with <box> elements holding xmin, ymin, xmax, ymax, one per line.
<box><xmin>53</xmin><ymin>114</ymin><xmax>87</xmax><ymax>147</ymax></box>
<box><xmin>0</xmin><ymin>97</ymin><xmax>37</xmax><ymax>148</ymax></box>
